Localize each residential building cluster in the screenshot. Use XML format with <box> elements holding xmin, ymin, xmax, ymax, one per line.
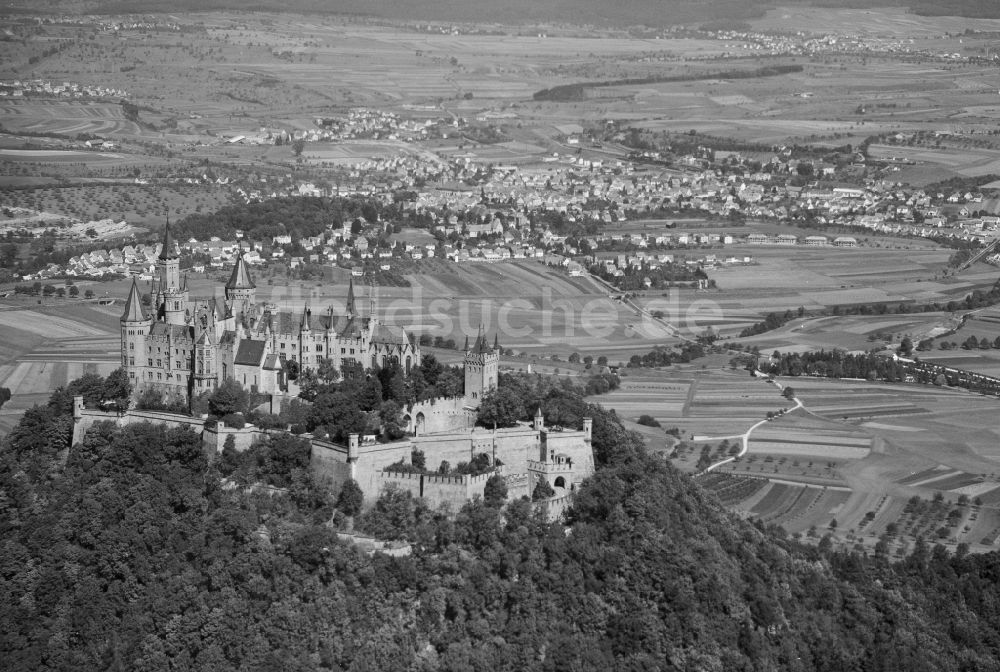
<box><xmin>0</xmin><ymin>79</ymin><xmax>127</xmax><ymax>99</ymax></box>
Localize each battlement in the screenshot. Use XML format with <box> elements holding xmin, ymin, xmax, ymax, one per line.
<box><xmin>528</xmin><ymin>459</ymin><xmax>574</xmax><ymax>473</ymax></box>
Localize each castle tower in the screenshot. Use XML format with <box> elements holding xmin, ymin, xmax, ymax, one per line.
<box><xmin>533</xmin><ymin>406</ymin><xmax>545</xmax><ymax>431</ymax></box>
<box><xmin>368</xmin><ymin>282</ymin><xmax>378</xmax><ymax>325</ymax></box>
<box><xmin>120</xmin><ymin>277</ymin><xmax>150</xmax><ymax>390</ymax></box>
<box><xmin>225</xmin><ymin>244</ymin><xmax>256</xmax><ymax>315</ymax></box>
<box><xmin>464</xmin><ymin>325</ymin><xmax>499</xmax><ymax>408</ymax></box>
<box><xmin>157</xmin><ymin>220</ymin><xmax>187</xmax><ymax>326</ymax></box>
<box><xmin>346</xmin><ymin>277</ymin><xmax>356</xmax><ymax>318</ymax></box>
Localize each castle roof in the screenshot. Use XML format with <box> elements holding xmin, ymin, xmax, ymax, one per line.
<box><xmin>149</xmin><ymin>322</ymin><xmax>192</xmax><ymax>340</ymax></box>
<box><xmin>226</xmin><ymin>250</ymin><xmax>255</xmax><ymax>290</ymax></box>
<box><xmin>471</xmin><ymin>326</ymin><xmax>497</xmax><ymax>354</ymax></box>
<box><xmin>120</xmin><ymin>277</ymin><xmax>147</xmax><ymax>323</ymax></box>
<box><xmin>159</xmin><ymin>220</ymin><xmax>180</xmax><ymax>260</ymax></box>
<box><xmin>235</xmin><ymin>339</ymin><xmax>267</xmax><ymax>366</ymax></box>
<box><xmin>371</xmin><ymin>323</ymin><xmax>410</xmax><ymax>347</ymax></box>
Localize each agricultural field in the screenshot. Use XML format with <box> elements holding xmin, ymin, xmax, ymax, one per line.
<box><xmin>915</xmin><ymin>306</ymin><xmax>1000</xmax><ymax>377</ymax></box>
<box><xmin>601</xmin><ymin>365</ymin><xmax>1000</xmax><ymax>553</ymax></box>
<box><xmin>0</xmin><ymin>298</ymin><xmax>122</xmax><ymax>438</ymax></box>
<box><xmin>0</xmin><ymin>183</ymin><xmax>236</xmax><ymax>235</ymax></box>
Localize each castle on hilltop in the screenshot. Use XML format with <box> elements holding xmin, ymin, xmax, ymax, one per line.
<box><xmin>106</xmin><ymin>224</ymin><xmax>596</xmax><ymax>513</ymax></box>
<box><xmin>120</xmin><ymin>223</ymin><xmax>421</xmax><ymax>402</ymax></box>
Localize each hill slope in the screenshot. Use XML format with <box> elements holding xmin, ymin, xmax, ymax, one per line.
<box><xmin>4</xmin><ymin>387</ymin><xmax>1000</xmax><ymax>669</ymax></box>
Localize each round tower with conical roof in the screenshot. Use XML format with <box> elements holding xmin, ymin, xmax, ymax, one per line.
<box><xmin>120</xmin><ymin>276</ymin><xmax>151</xmax><ymax>393</ymax></box>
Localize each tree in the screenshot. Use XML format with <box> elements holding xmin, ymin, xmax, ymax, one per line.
<box><xmin>84</xmin><ymin>289</ymin><xmax>94</xmax><ymax>299</ymax></box>
<box><xmin>637</xmin><ymin>414</ymin><xmax>661</xmax><ymax>427</ymax></box>
<box><xmin>101</xmin><ymin>367</ymin><xmax>132</xmax><ymax>412</ymax></box>
<box><xmin>899</xmin><ymin>337</ymin><xmax>913</xmax><ymax>356</ymax></box>
<box><xmin>531</xmin><ymin>479</ymin><xmax>555</xmax><ymax>501</ymax></box>
<box><xmin>476</xmin><ymin>386</ymin><xmax>525</xmax><ymax>428</ymax></box>
<box><xmin>337</xmin><ymin>478</ymin><xmax>364</xmax><ymax>517</ymax></box>
<box><xmin>292</xmin><ymin>138</ymin><xmax>305</xmax><ymax>157</ymax></box>
<box><xmin>208</xmin><ymin>378</ymin><xmax>249</xmax><ymax>417</ymax></box>
<box><xmin>782</xmin><ymin>386</ymin><xmax>796</xmax><ymax>400</ymax></box>
<box><xmin>483</xmin><ymin>474</ymin><xmax>508</xmax><ymax>507</ymax></box>
<box><xmin>68</xmin><ymin>285</ymin><xmax>79</xmax><ymax>298</ymax></box>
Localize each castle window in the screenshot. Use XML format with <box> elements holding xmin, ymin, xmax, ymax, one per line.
<box><xmin>291</xmin><ymin>344</ymin><xmax>296</xmax><ymax>351</ymax></box>
<box><xmin>280</xmin><ymin>343</ymin><xmax>285</xmax><ymax>349</ymax></box>
<box><xmin>148</xmin><ymin>372</ymin><xmax>152</xmax><ymax>380</ymax></box>
<box><xmin>341</xmin><ymin>348</ymin><xmax>346</xmax><ymax>354</ymax></box>
<box><xmin>129</xmin><ymin>372</ymin><xmax>134</xmax><ymax>379</ymax></box>
<box><xmin>157</xmin><ymin>373</ymin><xmax>162</xmax><ymax>381</ymax></box>
<box><xmin>129</xmin><ymin>343</ymin><xmax>134</xmax><ymax>350</ymax></box>
<box><xmin>175</xmin><ymin>361</ymin><xmax>180</xmax><ymax>369</ymax></box>
<box><xmin>129</xmin><ymin>358</ymin><xmax>134</xmax><ymax>366</ymax></box>
<box><xmin>157</xmin><ymin>359</ymin><xmax>162</xmax><ymax>367</ymax></box>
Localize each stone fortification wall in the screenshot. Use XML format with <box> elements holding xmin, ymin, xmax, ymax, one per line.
<box><xmin>542</xmin><ymin>426</ymin><xmax>594</xmax><ymax>485</ymax></box>
<box><xmin>406</xmin><ymin>395</ymin><xmax>476</xmax><ymax>435</ymax></box>
<box><xmin>410</xmin><ymin>424</ymin><xmax>539</xmax><ymax>474</ymax></box>
<box><xmin>204</xmin><ymin>423</ymin><xmax>266</xmax><ymax>453</ymax></box>
<box><xmin>310</xmin><ymin>439</ymin><xmax>354</xmax><ymax>489</ymax></box>
<box><xmin>73</xmin><ymin>398</ymin><xmax>267</xmax><ymax>455</ymax></box>
<box><xmin>377</xmin><ymin>470</ymin><xmax>496</xmax><ymax>510</ymax></box>
<box><xmin>352</xmin><ymin>439</ymin><xmax>414</xmax><ymax>503</ymax></box>
<box><xmin>72</xmin><ymin>400</ymin><xmax>207</xmax><ymax>446</ymax></box>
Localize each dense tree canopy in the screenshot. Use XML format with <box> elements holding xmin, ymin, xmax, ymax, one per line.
<box><xmin>7</xmin><ymin>377</ymin><xmax>1000</xmax><ymax>670</ymax></box>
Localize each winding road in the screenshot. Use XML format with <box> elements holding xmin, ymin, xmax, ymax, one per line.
<box><xmin>699</xmin><ymin>378</ymin><xmax>804</xmax><ymax>474</ymax></box>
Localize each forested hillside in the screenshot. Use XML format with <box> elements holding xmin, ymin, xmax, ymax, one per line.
<box><xmin>6</xmin><ymin>381</ymin><xmax>1000</xmax><ymax>670</ymax></box>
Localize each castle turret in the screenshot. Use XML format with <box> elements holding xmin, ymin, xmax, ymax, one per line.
<box><xmin>464</xmin><ymin>325</ymin><xmax>499</xmax><ymax>408</ymax></box>
<box><xmin>368</xmin><ymin>283</ymin><xmax>378</xmax><ymax>325</ymax></box>
<box><xmin>346</xmin><ymin>277</ymin><xmax>356</xmax><ymax>318</ymax></box>
<box><xmin>225</xmin><ymin>244</ymin><xmax>256</xmax><ymax>315</ymax></box>
<box><xmin>533</xmin><ymin>406</ymin><xmax>545</xmax><ymax>431</ymax></box>
<box><xmin>120</xmin><ymin>277</ymin><xmax>150</xmax><ymax>388</ymax></box>
<box><xmin>157</xmin><ymin>220</ymin><xmax>187</xmax><ymax>326</ymax></box>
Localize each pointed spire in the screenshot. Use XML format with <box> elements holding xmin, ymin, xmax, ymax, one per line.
<box><xmin>181</xmin><ymin>274</ymin><xmax>188</xmax><ymax>292</ymax></box>
<box><xmin>493</xmin><ymin>333</ymin><xmax>499</xmax><ymax>351</ymax></box>
<box><xmin>464</xmin><ymin>334</ymin><xmax>470</xmax><ymax>351</ymax></box>
<box><xmin>121</xmin><ymin>277</ymin><xmax>147</xmax><ymax>323</ymax></box>
<box><xmin>346</xmin><ymin>277</ymin><xmax>356</xmax><ymax>316</ymax></box>
<box><xmin>159</xmin><ymin>218</ymin><xmax>179</xmax><ymax>260</ymax></box>
<box><xmin>226</xmin><ymin>247</ymin><xmax>255</xmax><ymax>290</ymax></box>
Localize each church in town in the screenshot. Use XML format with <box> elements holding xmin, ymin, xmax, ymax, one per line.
<box><xmin>120</xmin><ymin>224</ymin><xmax>422</xmax><ymax>401</ymax></box>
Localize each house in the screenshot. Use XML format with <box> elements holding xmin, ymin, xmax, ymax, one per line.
<box><xmin>833</xmin><ymin>236</ymin><xmax>858</xmax><ymax>248</ymax></box>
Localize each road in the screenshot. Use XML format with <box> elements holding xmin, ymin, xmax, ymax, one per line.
<box><xmin>700</xmin><ymin>378</ymin><xmax>803</xmax><ymax>474</ymax></box>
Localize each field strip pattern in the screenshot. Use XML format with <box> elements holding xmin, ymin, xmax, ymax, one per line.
<box><xmin>907</xmin><ymin>470</ymin><xmax>966</xmax><ymax>488</ymax></box>
<box><xmin>0</xmin><ymin>311</ymin><xmax>110</xmax><ymax>338</ymax></box>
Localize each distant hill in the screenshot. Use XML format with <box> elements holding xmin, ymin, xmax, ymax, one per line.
<box><xmin>13</xmin><ymin>0</ymin><xmax>1000</xmax><ymax>25</ymax></box>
